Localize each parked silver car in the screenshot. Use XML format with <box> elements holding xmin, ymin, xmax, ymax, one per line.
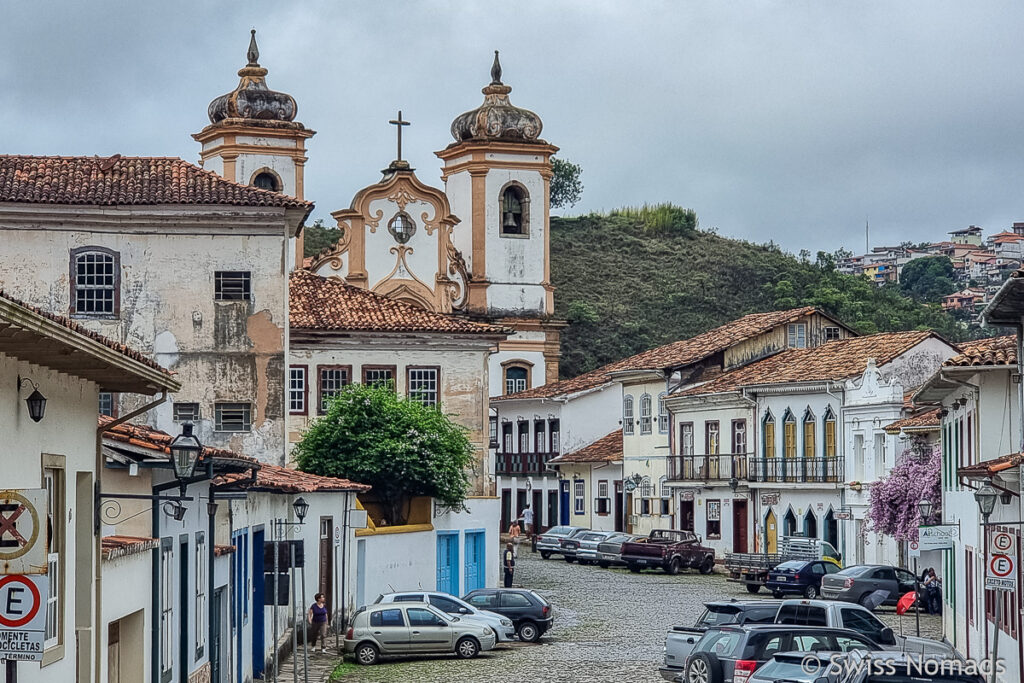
<box><xmin>535</xmin><ymin>525</ymin><xmax>587</xmax><ymax>559</ymax></box>
<box><xmin>569</xmin><ymin>530</ymin><xmax>621</xmax><ymax>565</ymax></box>
<box><xmin>344</xmin><ymin>602</ymin><xmax>496</xmax><ymax>665</ymax></box>
<box><xmin>374</xmin><ymin>591</ymin><xmax>516</xmax><ymax>641</ymax></box>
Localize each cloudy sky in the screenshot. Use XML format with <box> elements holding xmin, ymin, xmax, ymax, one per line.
<box><xmin>1</xmin><ymin>1</ymin><xmax>1021</xmax><ymax>254</ymax></box>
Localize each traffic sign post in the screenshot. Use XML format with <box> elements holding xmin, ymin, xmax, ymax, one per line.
<box><xmin>0</xmin><ymin>574</ymin><xmax>48</xmax><ymax>662</ymax></box>
<box><xmin>985</xmin><ymin>531</ymin><xmax>1017</xmax><ymax>592</ymax></box>
<box><xmin>0</xmin><ymin>490</ymin><xmax>47</xmax><ymax>576</ymax></box>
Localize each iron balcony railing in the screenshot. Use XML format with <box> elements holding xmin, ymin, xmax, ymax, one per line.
<box><xmin>747</xmin><ymin>457</ymin><xmax>845</xmax><ymax>484</ymax></box>
<box><xmin>496</xmin><ymin>451</ymin><xmax>559</xmax><ymax>476</ymax></box>
<box><xmin>667</xmin><ymin>454</ymin><xmax>749</xmax><ymax>481</ymax></box>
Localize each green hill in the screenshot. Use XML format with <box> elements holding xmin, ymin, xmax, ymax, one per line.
<box><xmin>550</xmin><ymin>206</ymin><xmax>966</xmax><ymax>378</ymax></box>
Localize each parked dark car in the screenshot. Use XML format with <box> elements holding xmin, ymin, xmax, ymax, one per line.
<box><xmin>463</xmin><ymin>588</ymin><xmax>553</xmax><ymax>642</ymax></box>
<box><xmin>661</xmin><ymin>601</ymin><xmax>781</xmax><ymax>681</ymax></box>
<box><xmin>595</xmin><ymin>533</ymin><xmax>638</xmax><ymax>567</ymax></box>
<box><xmin>621</xmin><ymin>529</ymin><xmax>715</xmax><ymax>575</ymax></box>
<box><xmin>535</xmin><ymin>526</ymin><xmax>587</xmax><ymax>560</ymax></box>
<box><xmin>820</xmin><ymin>564</ymin><xmax>918</xmax><ymax>607</ymax></box>
<box><xmin>748</xmin><ymin>651</ymin><xmax>845</xmax><ymax>683</ymax></box>
<box><xmin>677</xmin><ymin>625</ymin><xmax>883</xmax><ymax>683</ymax></box>
<box><xmin>766</xmin><ymin>560</ymin><xmax>842</xmax><ymax>599</ymax></box>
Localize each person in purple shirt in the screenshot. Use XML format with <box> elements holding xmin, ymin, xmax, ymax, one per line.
<box><xmin>307</xmin><ymin>593</ymin><xmax>330</xmax><ymax>652</ymax></box>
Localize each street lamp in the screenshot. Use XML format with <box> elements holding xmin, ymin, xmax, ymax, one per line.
<box><xmin>917</xmin><ymin>498</ymin><xmax>933</xmax><ymax>524</ymax></box>
<box><xmin>974</xmin><ymin>485</ymin><xmax>998</xmax><ymax>521</ymax></box>
<box><xmin>17</xmin><ymin>376</ymin><xmax>46</xmax><ymax>422</ymax></box>
<box><xmin>728</xmin><ymin>477</ymin><xmax>740</xmax><ymax>494</ymax></box>
<box><xmin>169</xmin><ymin>423</ymin><xmax>202</xmax><ymax>492</ymax></box>
<box><xmin>974</xmin><ymin>483</ymin><xmax>1001</xmax><ymax>683</ymax></box>
<box><xmin>292</xmin><ymin>496</ymin><xmax>309</xmax><ymax>523</ymax></box>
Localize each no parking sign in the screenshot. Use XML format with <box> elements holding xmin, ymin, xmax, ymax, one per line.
<box><xmin>0</xmin><ymin>573</ymin><xmax>48</xmax><ymax>661</ymax></box>
<box><xmin>986</xmin><ymin>531</ymin><xmax>1017</xmax><ymax>592</ymax></box>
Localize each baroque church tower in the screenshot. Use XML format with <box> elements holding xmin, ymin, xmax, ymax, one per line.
<box><xmin>193</xmin><ymin>31</ymin><xmax>315</xmax><ymax>264</ymax></box>
<box><xmin>437</xmin><ymin>53</ymin><xmax>563</xmax><ymax>392</ymax></box>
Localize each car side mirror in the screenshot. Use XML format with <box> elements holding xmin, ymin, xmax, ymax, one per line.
<box><xmin>880</xmin><ymin>627</ymin><xmax>896</xmax><ymax>645</ymax></box>
<box><xmin>459</xmin><ymin>607</ymin><xmax>470</xmax><ymax>614</ymax></box>
<box><xmin>451</xmin><ymin>616</ymin><xmax>460</xmax><ymax>623</ymax></box>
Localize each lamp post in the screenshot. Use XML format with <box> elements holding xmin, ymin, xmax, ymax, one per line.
<box><xmin>974</xmin><ymin>484</ymin><xmax>999</xmax><ymax>683</ymax></box>
<box><xmin>911</xmin><ymin>498</ymin><xmax>936</xmax><ymax>637</ymax></box>
<box><xmin>270</xmin><ymin>497</ymin><xmax>310</xmax><ymax>683</ymax></box>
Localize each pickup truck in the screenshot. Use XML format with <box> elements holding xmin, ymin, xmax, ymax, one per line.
<box><xmin>773</xmin><ymin>599</ymin><xmax>956</xmax><ymax>657</ymax></box>
<box><xmin>620</xmin><ymin>529</ymin><xmax>715</xmax><ymax>575</ymax></box>
<box><xmin>725</xmin><ymin>536</ymin><xmax>841</xmax><ymax>592</ymax></box>
<box><xmin>659</xmin><ymin>600</ymin><xmax>781</xmax><ymax>681</ymax></box>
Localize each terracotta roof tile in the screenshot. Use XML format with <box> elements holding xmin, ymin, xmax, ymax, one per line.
<box><xmin>549</xmin><ymin>430</ymin><xmax>622</xmax><ymax>464</ymax></box>
<box><xmin>0</xmin><ymin>155</ymin><xmax>311</xmax><ymax>210</ymax></box>
<box><xmin>943</xmin><ymin>335</ymin><xmax>1017</xmax><ymax>367</ymax></box>
<box><xmin>214</xmin><ymin>463</ymin><xmax>370</xmax><ymax>494</ymax></box>
<box><xmin>683</xmin><ymin>331</ymin><xmax>939</xmax><ymax>395</ymax></box>
<box><xmin>100</xmin><ymin>415</ymin><xmax>255</xmax><ymax>465</ymax></box>
<box><xmin>1</xmin><ymin>290</ymin><xmax>173</xmax><ymax>377</ymax></box>
<box><xmin>102</xmin><ymin>535</ymin><xmax>158</xmax><ymax>560</ymax></box>
<box><xmin>214</xmin><ymin>545</ymin><xmax>236</xmax><ymax>557</ymax></box>
<box><xmin>958</xmin><ymin>452</ymin><xmax>1024</xmax><ymax>478</ymax></box>
<box><xmin>495</xmin><ymin>307</ymin><xmax>841</xmax><ymax>401</ymax></box>
<box><xmin>290</xmin><ymin>270</ymin><xmax>509</xmax><ymax>336</ymax></box>
<box><xmin>884</xmin><ymin>408</ymin><xmax>941</xmax><ymax>434</ymax></box>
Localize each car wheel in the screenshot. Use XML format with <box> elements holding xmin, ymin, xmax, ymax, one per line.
<box><xmin>666</xmin><ymin>558</ymin><xmax>681</xmax><ymax>575</ymax></box>
<box><xmin>540</xmin><ymin>551</ymin><xmax>552</xmax><ymax>560</ymax></box>
<box><xmin>804</xmin><ymin>584</ymin><xmax>819</xmax><ymax>599</ymax></box>
<box><xmin>355</xmin><ymin>642</ymin><xmax>379</xmax><ymax>666</ymax></box>
<box><xmin>699</xmin><ymin>557</ymin><xmax>714</xmax><ymax>575</ymax></box>
<box><xmin>746</xmin><ymin>584</ymin><xmax>761</xmax><ymax>594</ymax></box>
<box><xmin>628</xmin><ymin>564</ymin><xmax>640</xmax><ymax>573</ymax></box>
<box><xmin>455</xmin><ymin>636</ymin><xmax>480</xmax><ymax>659</ymax></box>
<box><xmin>685</xmin><ymin>652</ymin><xmax>722</xmax><ymax>683</ymax></box>
<box><xmin>564</xmin><ymin>556</ymin><xmax>574</xmax><ymax>563</ymax></box>
<box><xmin>598</xmin><ymin>561</ymin><xmax>610</xmax><ymax>569</ymax></box>
<box><xmin>772</xmin><ymin>590</ymin><xmax>785</xmax><ymax>599</ymax></box>
<box><xmin>517</xmin><ymin>620</ymin><xmax>540</xmax><ymax>642</ymax></box>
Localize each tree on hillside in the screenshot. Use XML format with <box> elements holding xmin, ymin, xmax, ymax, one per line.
<box><xmin>303</xmin><ymin>218</ymin><xmax>342</xmax><ymax>257</ymax></box>
<box><xmin>550</xmin><ymin>157</ymin><xmax>583</xmax><ymax>209</ymax></box>
<box><xmin>899</xmin><ymin>256</ymin><xmax>956</xmax><ymax>302</ymax></box>
<box><xmin>293</xmin><ymin>383</ymin><xmax>475</xmax><ymax>525</ymax></box>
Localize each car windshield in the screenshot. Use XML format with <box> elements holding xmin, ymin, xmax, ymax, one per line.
<box><xmin>582</xmin><ymin>533</ymin><xmax>606</xmax><ymax>542</ymax></box>
<box><xmin>775</xmin><ymin>561</ymin><xmax>807</xmax><ymax>570</ymax></box>
<box><xmin>836</xmin><ymin>565</ymin><xmax>875</xmax><ymax>577</ymax></box>
<box><xmin>694</xmin><ymin>629</ymin><xmax>743</xmax><ymax>658</ymax></box>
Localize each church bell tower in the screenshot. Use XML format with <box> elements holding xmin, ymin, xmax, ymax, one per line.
<box><xmin>193</xmin><ymin>30</ymin><xmax>315</xmax><ymax>264</ymax></box>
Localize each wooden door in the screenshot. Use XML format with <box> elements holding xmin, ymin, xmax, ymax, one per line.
<box><xmin>765</xmin><ymin>509</ymin><xmax>778</xmax><ymax>553</ymax></box>
<box><xmin>319</xmin><ymin>517</ymin><xmax>334</xmax><ymax>614</ymax></box>
<box><xmin>733</xmin><ymin>500</ymin><xmax>748</xmax><ymax>552</ymax></box>
<box><xmin>107</xmin><ymin>620</ymin><xmax>120</xmax><ymax>683</ymax></box>
<box><xmin>614</xmin><ymin>481</ymin><xmax>623</xmax><ymax>532</ymax></box>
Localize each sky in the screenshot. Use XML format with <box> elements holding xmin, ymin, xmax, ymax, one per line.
<box><xmin>1</xmin><ymin>1</ymin><xmax>1022</xmax><ymax>254</ymax></box>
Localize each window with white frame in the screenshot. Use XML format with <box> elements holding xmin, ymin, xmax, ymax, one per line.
<box><xmin>71</xmin><ymin>247</ymin><xmax>119</xmax><ymax>316</ymax></box>
<box><xmin>732</xmin><ymin>419</ymin><xmax>747</xmax><ymax>454</ymax></box>
<box><xmin>161</xmin><ymin>539</ymin><xmax>174</xmax><ymax>677</ymax></box>
<box><xmin>195</xmin><ymin>532</ymin><xmax>206</xmax><ymax>658</ymax></box>
<box><xmin>504</xmin><ymin>365</ymin><xmax>529</xmax><ymax>395</ymax></box>
<box><xmin>640</xmin><ymin>394</ymin><xmax>653</xmax><ymax>435</ymax></box>
<box><xmin>489</xmin><ymin>416</ymin><xmax>498</xmax><ymax>448</ymax></box>
<box><xmin>680</xmin><ymin>423</ymin><xmax>694</xmax><ymax>456</ymax></box>
<box><xmin>824</xmin><ymin>326</ymin><xmax>841</xmax><ymax>342</ymax></box>
<box><xmin>596</xmin><ymin>480</ymin><xmax>610</xmax><ymax>514</ymax></box>
<box><xmin>518</xmin><ymin>422</ymin><xmax>529</xmax><ymax>452</ymax></box>
<box><xmin>639</xmin><ymin>477</ymin><xmax>653</xmax><ymax>515</ymax></box>
<box><xmin>574</xmin><ymin>480</ymin><xmax>585</xmax><ymax>514</ymax></box>
<box><xmin>502</xmin><ymin>423</ymin><xmax>513</xmax><ymax>452</ymax></box>
<box><xmin>660</xmin><ymin>477</ymin><xmax>671</xmax><ymax>515</ymax></box>
<box><xmin>318</xmin><ymin>366</ymin><xmax>351</xmax><ymax>413</ymax></box>
<box><xmin>623</xmin><ymin>396</ymin><xmax>635</xmax><ymax>436</ymax></box>
<box><xmin>43</xmin><ymin>468</ymin><xmax>63</xmax><ymax>650</ymax></box>
<box><xmin>787</xmin><ymin>323</ymin><xmax>807</xmax><ymax>348</ymax></box>
<box><xmin>550</xmin><ymin>420</ymin><xmax>560</xmax><ymax>453</ymax></box>
<box><xmin>534</xmin><ymin>421</ymin><xmax>546</xmax><ymax>452</ymax></box>
<box><xmin>407</xmin><ymin>367</ymin><xmax>439</xmax><ymax>407</ymax></box>
<box><xmin>289</xmin><ymin>366</ymin><xmax>307</xmax><ymax>414</ymax></box>
<box><xmin>658</xmin><ymin>393</ymin><xmax>669</xmax><ymax>433</ymax></box>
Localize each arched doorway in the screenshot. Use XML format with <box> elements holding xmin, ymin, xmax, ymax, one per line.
<box><xmin>824</xmin><ymin>509</ymin><xmax>838</xmax><ymax>549</ymax></box>
<box><xmin>764</xmin><ymin>509</ymin><xmax>778</xmax><ymax>553</ymax></box>
<box><xmin>804</xmin><ymin>510</ymin><xmax>818</xmax><ymax>538</ymax></box>
<box><xmin>784</xmin><ymin>509</ymin><xmax>797</xmax><ymax>537</ymax></box>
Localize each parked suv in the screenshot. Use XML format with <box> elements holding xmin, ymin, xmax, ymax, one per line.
<box><xmin>661</xmin><ymin>601</ymin><xmax>781</xmax><ymax>681</ymax></box>
<box><xmin>766</xmin><ymin>560</ymin><xmax>841</xmax><ymax>599</ymax></box>
<box><xmin>344</xmin><ymin>602</ymin><xmax>496</xmax><ymax>665</ymax></box>
<box><xmin>819</xmin><ymin>564</ymin><xmax>918</xmax><ymax>606</ymax></box>
<box><xmin>535</xmin><ymin>526</ymin><xmax>587</xmax><ymax>559</ymax></box>
<box><xmin>463</xmin><ymin>588</ymin><xmax>553</xmax><ymax>642</ymax></box>
<box><xmin>374</xmin><ymin>591</ymin><xmax>515</xmax><ymax>641</ymax></box>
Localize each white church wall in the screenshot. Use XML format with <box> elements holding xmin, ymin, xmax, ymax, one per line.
<box><xmin>484</xmin><ymin>166</ymin><xmax>547</xmax><ymax>316</ymax></box>
<box><xmin>234</xmin><ymin>152</ymin><xmax>298</xmax><ymax>197</ymax></box>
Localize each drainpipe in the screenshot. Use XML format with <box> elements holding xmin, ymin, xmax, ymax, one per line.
<box><xmin>95</xmin><ymin>390</ymin><xmax>169</xmax><ymax>683</ymax></box>
<box><xmin>1017</xmin><ymin>324</ymin><xmax>1024</xmax><ymax>452</ymax></box>
<box><xmin>823</xmin><ymin>383</ymin><xmax>845</xmax><ymax>560</ymax></box>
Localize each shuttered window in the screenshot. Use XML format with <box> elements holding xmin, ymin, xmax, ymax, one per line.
<box><xmin>784</xmin><ymin>414</ymin><xmax>797</xmax><ymax>458</ymax></box>
<box><xmin>803</xmin><ymin>414</ymin><xmax>816</xmax><ymax>458</ymax></box>
<box><xmin>764</xmin><ymin>416</ymin><xmax>776</xmax><ymax>459</ymax></box>
<box><xmin>824</xmin><ymin>410</ymin><xmax>837</xmax><ymax>458</ymax></box>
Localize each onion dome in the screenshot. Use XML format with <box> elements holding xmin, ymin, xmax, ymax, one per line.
<box><xmin>450</xmin><ymin>51</ymin><xmax>543</xmax><ymax>143</ymax></box>
<box><xmin>207</xmin><ymin>30</ymin><xmax>297</xmax><ymax>123</ymax></box>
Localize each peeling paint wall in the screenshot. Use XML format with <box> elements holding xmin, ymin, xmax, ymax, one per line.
<box><xmin>0</xmin><ymin>213</ymin><xmax>290</xmax><ymax>464</ymax></box>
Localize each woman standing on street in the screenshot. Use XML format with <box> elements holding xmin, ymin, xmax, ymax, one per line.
<box><xmin>308</xmin><ymin>593</ymin><xmax>330</xmax><ymax>653</ymax></box>
<box><xmin>509</xmin><ymin>518</ymin><xmax>522</xmax><ymax>557</ymax></box>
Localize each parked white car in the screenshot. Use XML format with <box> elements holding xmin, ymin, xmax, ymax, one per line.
<box><xmin>374</xmin><ymin>591</ymin><xmax>516</xmax><ymax>642</ymax></box>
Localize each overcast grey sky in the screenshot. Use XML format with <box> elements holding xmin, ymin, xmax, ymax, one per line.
<box><xmin>1</xmin><ymin>1</ymin><xmax>1021</xmax><ymax>254</ymax></box>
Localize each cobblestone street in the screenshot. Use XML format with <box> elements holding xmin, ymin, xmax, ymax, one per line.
<box><xmin>318</xmin><ymin>551</ymin><xmax>943</xmax><ymax>682</ymax></box>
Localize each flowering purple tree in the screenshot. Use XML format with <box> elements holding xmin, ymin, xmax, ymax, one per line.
<box><xmin>865</xmin><ymin>442</ymin><xmax>941</xmax><ymax>541</ymax></box>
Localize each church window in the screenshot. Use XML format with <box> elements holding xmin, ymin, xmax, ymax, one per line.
<box><xmin>70</xmin><ymin>247</ymin><xmax>119</xmax><ymax>317</ymax></box>
<box><xmin>252</xmin><ymin>171</ymin><xmax>281</xmax><ymax>192</ymax></box>
<box><xmin>503</xmin><ymin>364</ymin><xmax>530</xmax><ymax>395</ymax></box>
<box><xmin>388</xmin><ymin>211</ymin><xmax>417</xmax><ymax>244</ymax></box>
<box><xmin>622</xmin><ymin>396</ymin><xmax>635</xmax><ymax>436</ymax></box>
<box><xmin>215</xmin><ymin>271</ymin><xmax>251</xmax><ymax>301</ymax></box>
<box><xmin>318</xmin><ymin>365</ymin><xmax>351</xmax><ymax>413</ymax></box>
<box><xmin>500</xmin><ymin>184</ymin><xmax>529</xmax><ymax>237</ymax></box>
<box><xmin>407</xmin><ymin>367</ymin><xmax>439</xmax><ymax>407</ymax></box>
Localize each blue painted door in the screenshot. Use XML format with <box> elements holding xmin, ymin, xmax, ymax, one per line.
<box><xmin>560</xmin><ymin>481</ymin><xmax>570</xmax><ymax>525</ymax></box>
<box><xmin>252</xmin><ymin>529</ymin><xmax>265</xmax><ymax>678</ymax></box>
<box><xmin>232</xmin><ymin>530</ymin><xmax>248</xmax><ymax>683</ymax></box>
<box><xmin>463</xmin><ymin>531</ymin><xmax>485</xmax><ymax>593</ymax></box>
<box><xmin>436</xmin><ymin>532</ymin><xmax>459</xmax><ymax>595</ymax></box>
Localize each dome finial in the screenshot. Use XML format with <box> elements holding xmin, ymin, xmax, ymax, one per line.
<box><xmin>247</xmin><ymin>29</ymin><xmax>260</xmax><ymax>67</ymax></box>
<box><xmin>490</xmin><ymin>50</ymin><xmax>502</xmax><ymax>85</ymax></box>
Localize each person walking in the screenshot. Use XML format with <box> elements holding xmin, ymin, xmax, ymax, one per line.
<box><xmin>509</xmin><ymin>518</ymin><xmax>522</xmax><ymax>558</ymax></box>
<box><xmin>503</xmin><ymin>542</ymin><xmax>516</xmax><ymax>588</ymax></box>
<box><xmin>522</xmin><ymin>504</ymin><xmax>534</xmax><ymax>538</ymax></box>
<box><xmin>308</xmin><ymin>593</ymin><xmax>330</xmax><ymax>653</ymax></box>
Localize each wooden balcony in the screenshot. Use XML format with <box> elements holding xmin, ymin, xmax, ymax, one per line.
<box><xmin>495</xmin><ymin>451</ymin><xmax>558</xmax><ymax>476</ymax></box>
<box><xmin>747</xmin><ymin>457</ymin><xmax>845</xmax><ymax>484</ymax></box>
<box><xmin>667</xmin><ymin>454</ymin><xmax>749</xmax><ymax>481</ymax></box>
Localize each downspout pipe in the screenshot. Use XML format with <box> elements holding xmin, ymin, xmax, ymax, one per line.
<box><xmin>1017</xmin><ymin>324</ymin><xmax>1024</xmax><ymax>452</ymax></box>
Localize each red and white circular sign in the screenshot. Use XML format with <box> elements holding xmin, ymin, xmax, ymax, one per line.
<box><xmin>990</xmin><ymin>554</ymin><xmax>1014</xmax><ymax>578</ymax></box>
<box><xmin>0</xmin><ymin>575</ymin><xmax>42</xmax><ymax>628</ymax></box>
<box><xmin>993</xmin><ymin>532</ymin><xmax>1014</xmax><ymax>553</ymax></box>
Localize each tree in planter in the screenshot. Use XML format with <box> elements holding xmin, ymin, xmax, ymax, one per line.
<box><xmin>865</xmin><ymin>441</ymin><xmax>941</xmax><ymax>541</ymax></box>
<box><xmin>293</xmin><ymin>383</ymin><xmax>475</xmax><ymax>525</ymax></box>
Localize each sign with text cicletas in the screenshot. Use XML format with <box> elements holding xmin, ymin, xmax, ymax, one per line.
<box><xmin>0</xmin><ymin>574</ymin><xmax>48</xmax><ymax>661</ymax></box>
<box><xmin>0</xmin><ymin>489</ymin><xmax>47</xmax><ymax>575</ymax></box>
<box><xmin>918</xmin><ymin>524</ymin><xmax>959</xmax><ymax>551</ymax></box>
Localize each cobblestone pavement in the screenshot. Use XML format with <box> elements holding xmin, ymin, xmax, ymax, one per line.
<box><xmin>317</xmin><ymin>551</ymin><xmax>944</xmax><ymax>683</ymax></box>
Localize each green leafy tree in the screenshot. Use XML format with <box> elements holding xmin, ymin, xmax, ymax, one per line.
<box><xmin>293</xmin><ymin>383</ymin><xmax>475</xmax><ymax>525</ymax></box>
<box><xmin>302</xmin><ymin>218</ymin><xmax>342</xmax><ymax>257</ymax></box>
<box><xmin>550</xmin><ymin>157</ymin><xmax>583</xmax><ymax>209</ymax></box>
<box><xmin>899</xmin><ymin>256</ymin><xmax>956</xmax><ymax>302</ymax></box>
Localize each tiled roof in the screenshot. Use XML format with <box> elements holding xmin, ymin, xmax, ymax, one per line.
<box><xmin>958</xmin><ymin>452</ymin><xmax>1024</xmax><ymax>478</ymax></box>
<box><xmin>884</xmin><ymin>408</ymin><xmax>941</xmax><ymax>434</ymax></box>
<box><xmin>549</xmin><ymin>430</ymin><xmax>623</xmax><ymax>464</ymax></box>
<box><xmin>290</xmin><ymin>270</ymin><xmax>509</xmax><ymax>336</ymax></box>
<box><xmin>214</xmin><ymin>545</ymin><xmax>236</xmax><ymax>557</ymax></box>
<box><xmin>683</xmin><ymin>331</ymin><xmax>938</xmax><ymax>395</ymax></box>
<box><xmin>494</xmin><ymin>306</ymin><xmax>833</xmax><ymax>401</ymax></box>
<box><xmin>943</xmin><ymin>335</ymin><xmax>1016</xmax><ymax>367</ymax></box>
<box><xmin>102</xmin><ymin>535</ymin><xmax>158</xmax><ymax>561</ymax></box>
<box><xmin>1</xmin><ymin>290</ymin><xmax>173</xmax><ymax>377</ymax></box>
<box><xmin>0</xmin><ymin>155</ymin><xmax>311</xmax><ymax>210</ymax></box>
<box><xmin>100</xmin><ymin>415</ymin><xmax>255</xmax><ymax>465</ymax></box>
<box><xmin>215</xmin><ymin>463</ymin><xmax>370</xmax><ymax>493</ymax></box>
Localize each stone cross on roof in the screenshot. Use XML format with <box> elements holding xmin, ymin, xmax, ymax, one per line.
<box><xmin>389</xmin><ymin>110</ymin><xmax>410</xmax><ymax>162</ymax></box>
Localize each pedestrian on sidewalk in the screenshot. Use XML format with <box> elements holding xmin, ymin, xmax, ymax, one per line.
<box><xmin>509</xmin><ymin>518</ymin><xmax>522</xmax><ymax>557</ymax></box>
<box><xmin>503</xmin><ymin>542</ymin><xmax>516</xmax><ymax>587</ymax></box>
<box><xmin>308</xmin><ymin>593</ymin><xmax>330</xmax><ymax>653</ymax></box>
<box><xmin>522</xmin><ymin>505</ymin><xmax>535</xmax><ymax>550</ymax></box>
